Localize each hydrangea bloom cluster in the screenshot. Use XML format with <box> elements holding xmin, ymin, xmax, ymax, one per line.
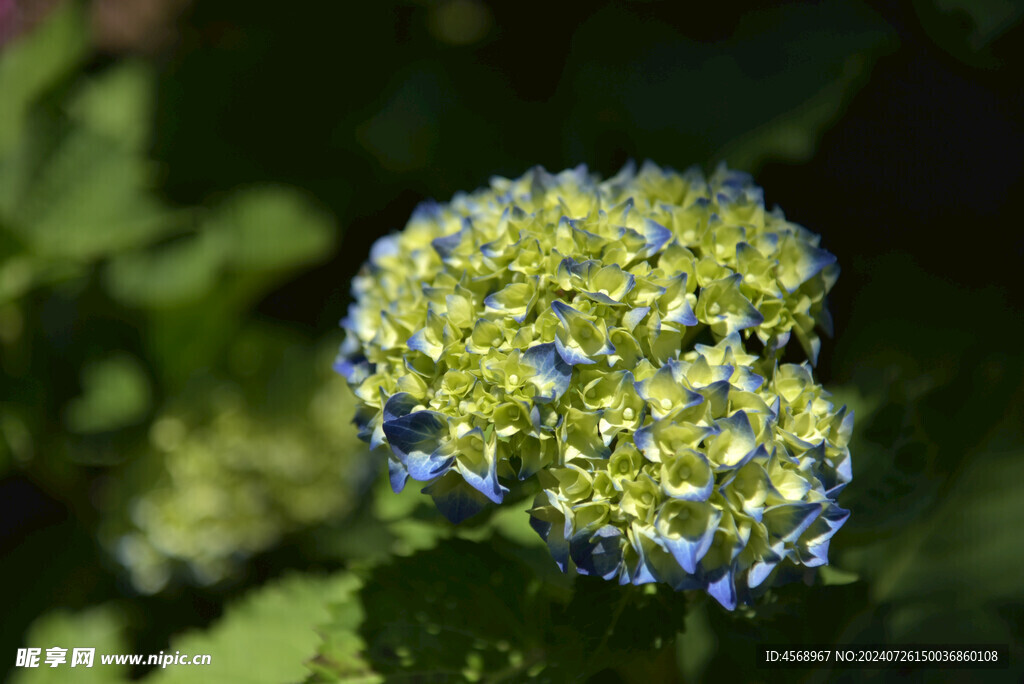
<box><xmin>336</xmin><ymin>162</ymin><xmax>851</xmax><ymax>609</ymax></box>
<box><xmin>111</xmin><ymin>373</ymin><xmax>370</xmax><ymax>593</ymax></box>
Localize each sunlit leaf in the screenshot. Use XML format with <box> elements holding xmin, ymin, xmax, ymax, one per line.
<box><xmin>65</xmin><ymin>354</ymin><xmax>151</xmax><ymax>434</ymax></box>
<box><xmin>11</xmin><ymin>605</ymin><xmax>129</xmax><ymax>684</ymax></box>
<box><xmin>147</xmin><ymin>573</ymin><xmax>360</xmax><ymax>684</ymax></box>
<box><xmin>210</xmin><ymin>187</ymin><xmax>335</xmax><ymax>271</ymax></box>
<box><xmin>105</xmin><ymin>230</ymin><xmax>227</xmax><ymax>308</ymax></box>
<box><xmin>0</xmin><ymin>1</ymin><xmax>89</xmax><ymax>157</ymax></box>
<box><xmin>67</xmin><ymin>60</ymin><xmax>154</xmax><ymax>151</ymax></box>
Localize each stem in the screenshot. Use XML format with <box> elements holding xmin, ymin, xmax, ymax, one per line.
<box><xmin>594</xmin><ymin>588</ymin><xmax>631</xmax><ymax>656</ymax></box>
<box><xmin>484</xmin><ymin>649</ymin><xmax>545</xmax><ymax>684</ymax></box>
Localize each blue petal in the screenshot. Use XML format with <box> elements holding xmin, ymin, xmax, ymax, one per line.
<box><xmin>387</xmin><ymin>456</ymin><xmax>409</xmax><ymax>493</ymax></box>
<box><xmin>551</xmin><ymin>301</ymin><xmax>611</xmax><ymax>365</ymax></box>
<box><xmin>484</xmin><ymin>278</ymin><xmax>538</xmax><ymax>324</ymax></box>
<box><xmin>383</xmin><ymin>392</ymin><xmax>421</xmax><ymax>423</ymax></box>
<box><xmin>529</xmin><ymin>166</ymin><xmax>557</xmax><ymax>195</ymax></box>
<box><xmin>480</xmin><ymin>209</ymin><xmax>512</xmax><ymax>258</ymax></box>
<box><xmin>553</xmin><ymin>333</ymin><xmax>595</xmax><ymax>366</ymax></box>
<box><xmin>353</xmin><ymin>405</ymin><xmax>377</xmax><ymax>444</ymax></box>
<box><xmin>800</xmin><ymin>540</ymin><xmax>831</xmax><ymax>568</ymax></box>
<box><xmin>570</xmin><ymin>525</ymin><xmax>623</xmax><ymax>581</ymax></box>
<box><xmin>455</xmin><ymin>430</ymin><xmax>509</xmax><ymax>505</ymax></box>
<box><xmin>826</xmin><ymin>454</ymin><xmax>853</xmax><ymax>497</ymax></box>
<box><xmin>705</xmin><ymin>565</ymin><xmax>738</xmax><ymax>610</ymax></box>
<box><xmin>698</xmin><ymin>379</ymin><xmax>731</xmax><ymax>416</ymax></box>
<box><xmin>628</xmin><ymin>557</ymin><xmax>658</xmax><ymax>586</ymax></box>
<box><xmin>422</xmin><ymin>472</ymin><xmax>490</xmax><ymax>524</ymax></box>
<box><xmin>458</xmin><ymin>464</ymin><xmax>507</xmax><ymax>504</ymax></box>
<box><xmin>368</xmin><ymin>422</ymin><xmax>386</xmax><ymax>450</ymax></box>
<box><xmin>733</xmin><ymin>367</ymin><xmax>764</xmax><ymax>393</ymax></box>
<box><xmin>406</xmin><ymin>328</ymin><xmax>435</xmax><ymax>359</ymax></box>
<box><xmin>633</xmin><ymin>530</ymin><xmax>691</xmax><ymax>589</ymax></box>
<box><xmin>838</xmin><ymin>408</ymin><xmax>855</xmax><ymax>446</ymax></box>
<box><xmin>369</xmin><ymin>234</ymin><xmax>400</xmax><ymax>265</ymax></box>
<box><xmin>550</xmin><ymin>299</ymin><xmax>580</xmax><ymax>324</ymax></box>
<box><xmin>622</xmin><ymin>306</ymin><xmax>649</xmax><ymax>332</ymax></box>
<box><xmin>562</xmin><ymin>255</ymin><xmax>591</xmax><ymax>278</ymax></box>
<box><xmin>718</xmin><ymin>443</ymin><xmax>770</xmax><ymax>474</ymax></box>
<box><xmin>663</xmin><ymin>534</ymin><xmax>712</xmax><ymax>575</ymax></box>
<box><xmin>763</xmin><ymin>502</ymin><xmax>823</xmax><ymax>543</ymax></box>
<box><xmin>581</xmin><ymin>290</ymin><xmax>626</xmax><ymax>306</ymax></box>
<box><xmin>641</xmin><ymin>219</ymin><xmax>672</xmax><ymax>256</ymax></box>
<box><xmin>779</xmin><ymin>239</ymin><xmax>838</xmax><ymax>293</ymax></box>
<box><xmin>382</xmin><ymin>410</ymin><xmax>452</xmax><ymax>481</ymax></box>
<box><xmin>431</xmin><ymin>230</ymin><xmax>464</xmax><ymax>260</ymax></box>
<box><xmin>430</xmin><ymin>217</ymin><xmax>472</xmax><ymax>260</ymax></box>
<box><xmin>633</xmin><ymin>422</ymin><xmax>656</xmax><ymax>456</ymax></box>
<box><xmin>657</xmin><ymin>507</ymin><xmax>722</xmax><ymax>574</ymax></box>
<box><xmin>662</xmin><ymin>297</ymin><xmax>698</xmax><ymax>327</ymax></box>
<box><xmin>634</xmin><ymin>363</ymin><xmax>704</xmax><ymax>414</ymax></box>
<box><xmin>795</xmin><ymin>504</ymin><xmax>848</xmax><ymax>567</ymax></box>
<box><xmin>529</xmin><ymin>494</ymin><xmax>570</xmax><ymax>572</ymax></box>
<box><xmin>806</xmin><ymin>504</ymin><xmax>850</xmax><ymax>544</ymax></box>
<box><xmin>333</xmin><ymin>356</ymin><xmax>370</xmax><ymax>383</ymax></box>
<box><xmin>521</xmin><ymin>342</ymin><xmax>572</xmax><ymax>403</ymax></box>
<box><xmin>409</xmin><ymin>198</ymin><xmax>443</xmax><ymax>223</ymax></box>
<box><xmin>747</xmin><ymin>547</ymin><xmax>783</xmax><ymax>589</ymax></box>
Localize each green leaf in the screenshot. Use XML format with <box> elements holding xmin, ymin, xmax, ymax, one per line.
<box><xmin>716</xmin><ymin>52</ymin><xmax>883</xmax><ymax>170</ymax></box>
<box><xmin>65</xmin><ymin>354</ymin><xmax>152</xmax><ymax>434</ymax></box>
<box><xmin>67</xmin><ymin>60</ymin><xmax>155</xmax><ymax>151</ymax></box>
<box><xmin>306</xmin><ymin>581</ymin><xmax>379</xmax><ymax>683</ymax></box>
<box><xmin>321</xmin><ymin>539</ymin><xmax>552</xmax><ymax>682</ymax></box>
<box><xmin>0</xmin><ymin>1</ymin><xmax>89</xmax><ymax>157</ymax></box>
<box><xmin>564</xmin><ymin>0</ymin><xmax>897</xmax><ymax>172</ymax></box>
<box><xmin>210</xmin><ymin>187</ymin><xmax>335</xmax><ymax>271</ymax></box>
<box><xmin>10</xmin><ymin>605</ymin><xmax>129</xmax><ymax>684</ymax></box>
<box><xmin>104</xmin><ymin>348</ymin><xmax>374</xmax><ymax>591</ymax></box>
<box><xmin>105</xmin><ymin>229</ymin><xmax>228</xmax><ymax>308</ymax></box>
<box><xmin>913</xmin><ymin>0</ymin><xmax>1024</xmax><ymax>68</ymax></box>
<box><xmin>676</xmin><ymin>602</ymin><xmax>716</xmax><ymax>683</ymax></box>
<box><xmin>313</xmin><ymin>537</ymin><xmax>686</xmax><ymax>683</ymax></box>
<box><xmin>817</xmin><ymin>565</ymin><xmax>860</xmax><ymax>586</ymax></box>
<box><xmin>6</xmin><ymin>123</ymin><xmax>170</xmax><ymax>260</ymax></box>
<box><xmin>848</xmin><ymin>451</ymin><xmax>1024</xmax><ymax>608</ymax></box>
<box><xmin>147</xmin><ymin>573</ymin><xmax>361</xmax><ymax>684</ymax></box>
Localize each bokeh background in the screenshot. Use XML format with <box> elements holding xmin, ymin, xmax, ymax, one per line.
<box><xmin>1</xmin><ymin>0</ymin><xmax>1022</xmax><ymax>681</ymax></box>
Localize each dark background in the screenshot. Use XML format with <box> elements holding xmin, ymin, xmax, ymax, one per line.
<box><xmin>1</xmin><ymin>0</ymin><xmax>1022</xmax><ymax>681</ymax></box>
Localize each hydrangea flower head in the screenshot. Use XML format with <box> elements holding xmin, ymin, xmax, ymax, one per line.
<box><xmin>336</xmin><ymin>162</ymin><xmax>850</xmax><ymax>608</ymax></box>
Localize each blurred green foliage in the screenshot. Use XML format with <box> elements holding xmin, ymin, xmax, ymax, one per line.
<box><xmin>2</xmin><ymin>0</ymin><xmax>1023</xmax><ymax>682</ymax></box>
<box><xmin>11</xmin><ymin>605</ymin><xmax>130</xmax><ymax>684</ymax></box>
<box><xmin>105</xmin><ymin>344</ymin><xmax>372</xmax><ymax>593</ymax></box>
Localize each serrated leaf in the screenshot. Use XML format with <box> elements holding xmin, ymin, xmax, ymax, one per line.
<box><xmin>306</xmin><ymin>581</ymin><xmax>378</xmax><ymax>683</ymax></box>
<box><xmin>340</xmin><ymin>539</ymin><xmax>551</xmax><ymax>682</ymax></box>
<box><xmin>147</xmin><ymin>573</ymin><xmax>360</xmax><ymax>684</ymax></box>
<box><xmin>313</xmin><ymin>537</ymin><xmax>686</xmax><ymax>683</ymax></box>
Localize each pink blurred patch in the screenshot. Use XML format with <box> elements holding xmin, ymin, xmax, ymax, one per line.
<box><xmin>0</xmin><ymin>0</ymin><xmax>17</xmax><ymax>44</ymax></box>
